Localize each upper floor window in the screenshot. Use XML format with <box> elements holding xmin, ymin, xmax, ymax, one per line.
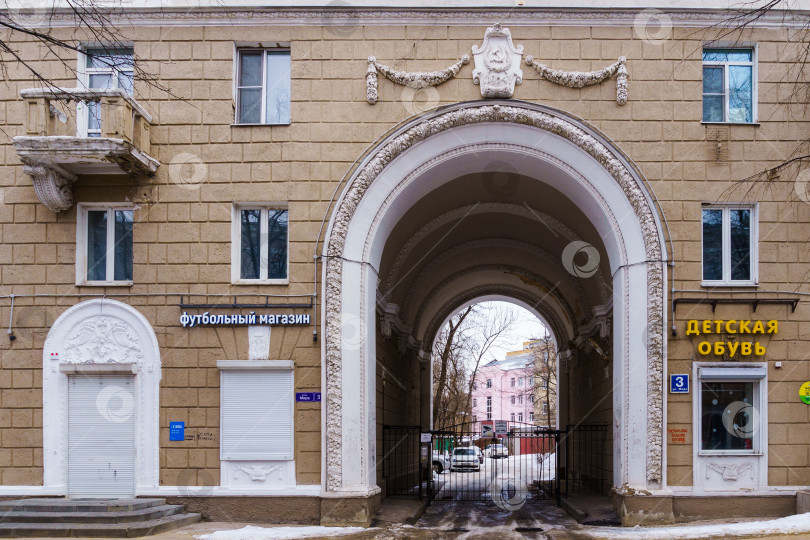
<box><xmin>702</xmin><ymin>48</ymin><xmax>755</xmax><ymax>124</ymax></box>
<box><xmin>232</xmin><ymin>205</ymin><xmax>289</xmax><ymax>283</ymax></box>
<box><xmin>76</xmin><ymin>204</ymin><xmax>133</xmax><ymax>285</ymax></box>
<box><xmin>702</xmin><ymin>205</ymin><xmax>757</xmax><ymax>285</ymax></box>
<box><xmin>510</xmin><ymin>377</ymin><xmax>515</xmax><ymax>387</ymax></box>
<box><xmin>80</xmin><ymin>47</ymin><xmax>134</xmax><ymax>137</ymax></box>
<box><xmin>236</xmin><ymin>48</ymin><xmax>291</xmax><ymax>125</ymax></box>
<box><xmin>486</xmin><ymin>379</ymin><xmax>492</xmax><ymax>388</ymax></box>
<box><xmin>518</xmin><ymin>377</ymin><xmax>524</xmax><ymax>387</ymax></box>
<box><xmin>472</xmin><ymin>398</ymin><xmax>477</xmax><ymax>407</ymax></box>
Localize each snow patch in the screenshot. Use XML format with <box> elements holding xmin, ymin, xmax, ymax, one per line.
<box><xmin>195</xmin><ymin>525</ymin><xmax>369</xmax><ymax>540</ymax></box>
<box><xmin>584</xmin><ymin>512</ymin><xmax>810</xmax><ymax>539</ymax></box>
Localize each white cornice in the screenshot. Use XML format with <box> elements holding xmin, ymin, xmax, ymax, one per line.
<box><xmin>22</xmin><ymin>6</ymin><xmax>810</xmax><ymax>29</ymax></box>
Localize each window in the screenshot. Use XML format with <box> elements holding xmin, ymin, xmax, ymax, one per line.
<box><xmin>219</xmin><ymin>362</ymin><xmax>294</xmax><ymax>460</ymax></box>
<box><xmin>236</xmin><ymin>48</ymin><xmax>291</xmax><ymax>125</ymax></box>
<box><xmin>486</xmin><ymin>396</ymin><xmax>492</xmax><ymax>420</ymax></box>
<box><xmin>486</xmin><ymin>379</ymin><xmax>492</xmax><ymax>389</ymax></box>
<box><xmin>528</xmin><ymin>376</ymin><xmax>534</xmax><ymax>387</ymax></box>
<box><xmin>517</xmin><ymin>413</ymin><xmax>523</xmax><ymax>422</ymax></box>
<box><xmin>702</xmin><ymin>48</ymin><xmax>755</xmax><ymax>123</ymax></box>
<box><xmin>518</xmin><ymin>395</ymin><xmax>523</xmax><ymax>405</ymax></box>
<box><xmin>472</xmin><ymin>415</ymin><xmax>477</xmax><ymax>422</ymax></box>
<box><xmin>529</xmin><ymin>412</ymin><xmax>534</xmax><ymax>422</ymax></box>
<box><xmin>529</xmin><ymin>393</ymin><xmax>535</xmax><ymax>403</ymax></box>
<box><xmin>80</xmin><ymin>47</ymin><xmax>134</xmax><ymax>137</ymax></box>
<box><xmin>698</xmin><ymin>365</ymin><xmax>765</xmax><ymax>454</ymax></box>
<box><xmin>702</xmin><ymin>205</ymin><xmax>757</xmax><ymax>285</ymax></box>
<box><xmin>472</xmin><ymin>382</ymin><xmax>477</xmax><ymax>390</ymax></box>
<box><xmin>510</xmin><ymin>378</ymin><xmax>515</xmax><ymax>387</ymax></box>
<box><xmin>232</xmin><ymin>205</ymin><xmax>289</xmax><ymax>283</ymax></box>
<box><xmin>510</xmin><ymin>413</ymin><xmax>515</xmax><ymax>421</ymax></box>
<box><xmin>542</xmin><ymin>403</ymin><xmax>549</xmax><ymax>415</ymax></box>
<box><xmin>510</xmin><ymin>396</ymin><xmax>515</xmax><ymax>405</ymax></box>
<box><xmin>518</xmin><ymin>377</ymin><xmax>524</xmax><ymax>387</ymax></box>
<box><xmin>472</xmin><ymin>398</ymin><xmax>477</xmax><ymax>407</ymax></box>
<box><xmin>76</xmin><ymin>205</ymin><xmax>134</xmax><ymax>285</ymax></box>
<box><xmin>540</xmin><ymin>379</ymin><xmax>547</xmax><ymax>390</ymax></box>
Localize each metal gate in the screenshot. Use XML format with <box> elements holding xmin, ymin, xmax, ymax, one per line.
<box><xmin>381</xmin><ymin>425</ymin><xmax>428</xmax><ymax>498</ymax></box>
<box><xmin>430</xmin><ymin>421</ymin><xmax>561</xmax><ymax>505</ymax></box>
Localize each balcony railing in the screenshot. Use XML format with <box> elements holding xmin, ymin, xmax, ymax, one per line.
<box><xmin>13</xmin><ymin>88</ymin><xmax>159</xmax><ymax>212</ymax></box>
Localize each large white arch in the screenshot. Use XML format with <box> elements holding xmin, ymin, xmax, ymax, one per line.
<box><xmin>42</xmin><ymin>298</ymin><xmax>161</xmax><ymax>493</ymax></box>
<box><xmin>321</xmin><ymin>101</ymin><xmax>667</xmax><ymax>496</ymax></box>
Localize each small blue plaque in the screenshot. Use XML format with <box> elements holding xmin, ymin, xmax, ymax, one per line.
<box><xmin>296</xmin><ymin>392</ymin><xmax>322</xmax><ymax>402</ymax></box>
<box><xmin>670</xmin><ymin>374</ymin><xmax>689</xmax><ymax>394</ymax></box>
<box><xmin>169</xmin><ymin>421</ymin><xmax>185</xmax><ymax>441</ymax></box>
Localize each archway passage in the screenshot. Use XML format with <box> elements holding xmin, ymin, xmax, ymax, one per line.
<box><xmin>321</xmin><ymin>101</ymin><xmax>667</xmax><ymax>505</ymax></box>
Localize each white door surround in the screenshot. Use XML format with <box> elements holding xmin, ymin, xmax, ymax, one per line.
<box><xmin>43</xmin><ymin>298</ymin><xmax>161</xmax><ymax>494</ymax></box>
<box><xmin>321</xmin><ymin>101</ymin><xmax>668</xmax><ymax>496</ymax></box>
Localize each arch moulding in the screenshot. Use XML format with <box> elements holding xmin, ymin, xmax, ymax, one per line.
<box><xmin>322</xmin><ymin>101</ymin><xmax>666</xmax><ymax>494</ymax></box>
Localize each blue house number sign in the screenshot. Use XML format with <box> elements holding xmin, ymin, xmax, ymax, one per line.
<box><xmin>670</xmin><ymin>374</ymin><xmax>689</xmax><ymax>394</ymax></box>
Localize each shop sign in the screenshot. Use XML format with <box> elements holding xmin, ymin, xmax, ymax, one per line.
<box><xmin>295</xmin><ymin>392</ymin><xmax>321</xmax><ymax>402</ymax></box>
<box><xmin>494</xmin><ymin>420</ymin><xmax>508</xmax><ymax>436</ymax></box>
<box><xmin>169</xmin><ymin>421</ymin><xmax>185</xmax><ymax>441</ymax></box>
<box><xmin>670</xmin><ymin>374</ymin><xmax>689</xmax><ymax>393</ymax></box>
<box><xmin>685</xmin><ymin>319</ymin><xmax>777</xmax><ymax>357</ymax></box>
<box><xmin>180</xmin><ymin>312</ymin><xmax>311</xmax><ymax>328</ymax></box>
<box><xmin>800</xmin><ymin>382</ymin><xmax>810</xmax><ymax>405</ymax></box>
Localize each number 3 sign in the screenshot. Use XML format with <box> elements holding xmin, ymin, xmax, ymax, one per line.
<box><xmin>670</xmin><ymin>374</ymin><xmax>689</xmax><ymax>393</ymax></box>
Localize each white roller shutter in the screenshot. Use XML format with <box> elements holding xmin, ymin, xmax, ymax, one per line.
<box><xmin>67</xmin><ymin>374</ymin><xmax>135</xmax><ymax>497</ymax></box>
<box><xmin>221</xmin><ymin>369</ymin><xmax>294</xmax><ymax>461</ymax></box>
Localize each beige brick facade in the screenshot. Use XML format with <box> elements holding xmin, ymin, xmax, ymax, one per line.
<box><xmin>0</xmin><ymin>5</ymin><xmax>808</xmax><ymax>524</ymax></box>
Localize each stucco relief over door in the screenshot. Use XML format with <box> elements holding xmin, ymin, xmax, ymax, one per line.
<box><xmin>42</xmin><ymin>299</ymin><xmax>161</xmax><ymax>494</ymax></box>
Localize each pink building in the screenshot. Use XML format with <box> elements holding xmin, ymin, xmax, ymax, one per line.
<box><xmin>470</xmin><ymin>349</ymin><xmax>536</xmax><ymax>425</ymax></box>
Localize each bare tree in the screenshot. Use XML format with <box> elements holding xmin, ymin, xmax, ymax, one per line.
<box><xmin>431</xmin><ymin>303</ymin><xmax>518</xmax><ymax>429</ymax></box>
<box><xmin>529</xmin><ymin>336</ymin><xmax>557</xmax><ymax>428</ymax></box>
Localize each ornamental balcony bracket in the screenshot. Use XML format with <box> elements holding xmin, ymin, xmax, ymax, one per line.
<box><xmin>13</xmin><ymin>88</ymin><xmax>160</xmax><ymax>212</ymax></box>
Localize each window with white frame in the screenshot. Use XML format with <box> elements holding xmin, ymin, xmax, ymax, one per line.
<box><xmin>486</xmin><ymin>396</ymin><xmax>492</xmax><ymax>420</ymax></box>
<box><xmin>486</xmin><ymin>379</ymin><xmax>492</xmax><ymax>388</ymax></box>
<box><xmin>702</xmin><ymin>48</ymin><xmax>756</xmax><ymax>124</ymax></box>
<box><xmin>542</xmin><ymin>402</ymin><xmax>548</xmax><ymax>415</ymax></box>
<box><xmin>510</xmin><ymin>378</ymin><xmax>515</xmax><ymax>387</ymax></box>
<box><xmin>219</xmin><ymin>362</ymin><xmax>294</xmax><ymax>461</ymax></box>
<box><xmin>80</xmin><ymin>47</ymin><xmax>134</xmax><ymax>137</ymax></box>
<box><xmin>77</xmin><ymin>205</ymin><xmax>134</xmax><ymax>284</ymax></box>
<box><xmin>702</xmin><ymin>204</ymin><xmax>757</xmax><ymax>285</ymax></box>
<box><xmin>510</xmin><ymin>395</ymin><xmax>515</xmax><ymax>405</ymax></box>
<box><xmin>232</xmin><ymin>205</ymin><xmax>289</xmax><ymax>283</ymax></box>
<box><xmin>518</xmin><ymin>395</ymin><xmax>523</xmax><ymax>405</ymax></box>
<box><xmin>510</xmin><ymin>413</ymin><xmax>515</xmax><ymax>421</ymax></box>
<box><xmin>698</xmin><ymin>365</ymin><xmax>765</xmax><ymax>454</ymax></box>
<box><xmin>518</xmin><ymin>377</ymin><xmax>524</xmax><ymax>387</ymax></box>
<box><xmin>472</xmin><ymin>398</ymin><xmax>477</xmax><ymax>407</ymax></box>
<box><xmin>529</xmin><ymin>412</ymin><xmax>534</xmax><ymax>422</ymax></box>
<box><xmin>517</xmin><ymin>413</ymin><xmax>523</xmax><ymax>422</ymax></box>
<box><xmin>235</xmin><ymin>48</ymin><xmax>291</xmax><ymax>125</ymax></box>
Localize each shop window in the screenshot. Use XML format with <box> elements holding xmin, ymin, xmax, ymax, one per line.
<box><xmin>232</xmin><ymin>205</ymin><xmax>289</xmax><ymax>283</ymax></box>
<box><xmin>235</xmin><ymin>48</ymin><xmax>291</xmax><ymax>125</ymax></box>
<box><xmin>702</xmin><ymin>47</ymin><xmax>756</xmax><ymax>123</ymax></box>
<box><xmin>702</xmin><ymin>205</ymin><xmax>757</xmax><ymax>285</ymax></box>
<box><xmin>76</xmin><ymin>205</ymin><xmax>133</xmax><ymax>285</ymax></box>
<box><xmin>79</xmin><ymin>47</ymin><xmax>134</xmax><ymax>137</ymax></box>
<box><xmin>220</xmin><ymin>364</ymin><xmax>294</xmax><ymax>460</ymax></box>
<box><xmin>698</xmin><ymin>365</ymin><xmax>765</xmax><ymax>454</ymax></box>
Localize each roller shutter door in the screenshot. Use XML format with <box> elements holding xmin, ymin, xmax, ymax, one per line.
<box><xmin>67</xmin><ymin>374</ymin><xmax>135</xmax><ymax>497</ymax></box>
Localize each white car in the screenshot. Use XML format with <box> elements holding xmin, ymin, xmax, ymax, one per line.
<box><xmin>485</xmin><ymin>443</ymin><xmax>509</xmax><ymax>459</ymax></box>
<box><xmin>450</xmin><ymin>447</ymin><xmax>481</xmax><ymax>472</ymax></box>
<box><xmin>432</xmin><ymin>451</ymin><xmax>450</xmax><ymax>474</ymax></box>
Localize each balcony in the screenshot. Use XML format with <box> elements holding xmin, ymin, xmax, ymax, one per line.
<box><xmin>13</xmin><ymin>88</ymin><xmax>159</xmax><ymax>212</ymax></box>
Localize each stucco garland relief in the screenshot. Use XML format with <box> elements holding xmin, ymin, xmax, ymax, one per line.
<box><xmin>525</xmin><ymin>55</ymin><xmax>628</xmax><ymax>105</ymax></box>
<box><xmin>325</xmin><ymin>103</ymin><xmax>664</xmax><ymax>490</ymax></box>
<box><xmin>63</xmin><ymin>316</ymin><xmax>144</xmax><ymax>366</ymax></box>
<box><xmin>366</xmin><ymin>55</ymin><xmax>470</xmax><ymax>105</ymax></box>
<box><xmin>706</xmin><ymin>462</ymin><xmax>753</xmax><ymax>481</ymax></box>
<box><xmin>368</xmin><ymin>24</ymin><xmax>628</xmax><ymax>104</ymax></box>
